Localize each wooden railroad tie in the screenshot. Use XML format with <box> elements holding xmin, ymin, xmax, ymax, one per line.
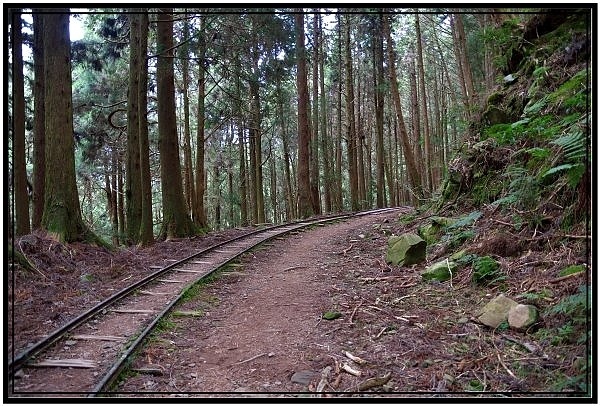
<box><xmin>109</xmin><ymin>309</ymin><xmax>155</xmax><ymax>314</ymax></box>
<box><xmin>71</xmin><ymin>334</ymin><xmax>125</xmax><ymax>342</ymax></box>
<box><xmin>29</xmin><ymin>359</ymin><xmax>98</xmax><ymax>368</ymax></box>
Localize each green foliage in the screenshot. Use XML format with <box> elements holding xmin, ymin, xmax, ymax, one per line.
<box><xmin>447</xmin><ymin>211</ymin><xmax>482</xmax><ymax>229</ymax></box>
<box><xmin>493</xmin><ymin>165</ymin><xmax>541</xmax><ymax>210</ymax></box>
<box><xmin>479</xmin><ymin>17</ymin><xmax>521</xmax><ymax>71</ymax></box>
<box><xmin>483</xmin><ymin>123</ymin><xmax>516</xmax><ymax>145</ymax></box>
<box><xmin>518</xmin><ymin>288</ymin><xmax>553</xmax><ymax>305</ymax></box>
<box><xmin>472</xmin><ymin>256</ymin><xmax>506</xmax><ymax>286</ymax></box>
<box><xmin>548</xmin><ymin>285</ymin><xmax>590</xmax><ymax>323</ymax></box>
<box><xmin>559</xmin><ymin>264</ymin><xmax>585</xmax><ymax>277</ymax></box>
<box><xmin>543</xmin><ymin>130</ymin><xmax>587</xmax><ymax>187</ymax></box>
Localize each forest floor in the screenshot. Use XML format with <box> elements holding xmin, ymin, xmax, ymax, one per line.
<box><xmin>8</xmin><ymin>208</ymin><xmax>590</xmax><ymax>398</ymax></box>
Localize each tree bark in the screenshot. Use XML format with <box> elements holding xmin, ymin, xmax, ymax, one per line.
<box><xmin>295</xmin><ymin>11</ymin><xmax>313</xmax><ymax>219</ymax></box>
<box><xmin>41</xmin><ymin>10</ymin><xmax>94</xmax><ymax>242</ymax></box>
<box><xmin>374</xmin><ymin>13</ymin><xmax>386</xmax><ymax>208</ymax></box>
<box><xmin>12</xmin><ymin>10</ymin><xmax>30</xmax><ymax>236</ymax></box>
<box><xmin>310</xmin><ymin>11</ymin><xmax>321</xmax><ymax>215</ymax></box>
<box><xmin>32</xmin><ymin>10</ymin><xmax>45</xmax><ymax>230</ymax></box>
<box><xmin>126</xmin><ymin>11</ymin><xmax>142</xmax><ymax>244</ymax></box>
<box><xmin>415</xmin><ymin>12</ymin><xmax>433</xmax><ymax>194</ymax></box>
<box><xmin>181</xmin><ymin>13</ymin><xmax>195</xmax><ymax>217</ymax></box>
<box><xmin>193</xmin><ymin>15</ymin><xmax>208</xmax><ymax>229</ymax></box>
<box><xmin>138</xmin><ymin>12</ymin><xmax>153</xmax><ymax>245</ymax></box>
<box><xmin>319</xmin><ymin>12</ymin><xmax>332</xmax><ymax>213</ymax></box>
<box><xmin>344</xmin><ymin>15</ymin><xmax>360</xmax><ymax>211</ymax></box>
<box><xmin>156</xmin><ymin>9</ymin><xmax>195</xmax><ymax>239</ymax></box>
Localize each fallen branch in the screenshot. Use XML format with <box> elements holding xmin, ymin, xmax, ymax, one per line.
<box><xmin>236</xmin><ymin>352</ymin><xmax>267</xmax><ymax>365</ymax></box>
<box><xmin>343</xmin><ymin>350</ymin><xmax>367</xmax><ymax>365</ymax></box>
<box><xmin>349</xmin><ymin>300</ymin><xmax>363</xmax><ymax>325</ymax></box>
<box><xmin>376</xmin><ymin>326</ymin><xmax>387</xmax><ymax>338</ymax></box>
<box><xmin>358</xmin><ymin>372</ymin><xmax>392</xmax><ymax>391</ymax></box>
<box><xmin>341</xmin><ymin>363</ymin><xmax>362</xmax><ymax>376</ymax></box>
<box><xmin>282</xmin><ymin>265</ymin><xmax>304</xmax><ymax>272</ymax></box>
<box><xmin>316</xmin><ymin>366</ymin><xmax>332</xmax><ymax>394</ymax></box>
<box><xmin>549</xmin><ymin>271</ymin><xmax>585</xmax><ymax>284</ymax></box>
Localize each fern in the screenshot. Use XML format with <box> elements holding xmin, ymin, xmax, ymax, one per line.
<box><xmin>543</xmin><ymin>130</ymin><xmax>588</xmax><ymax>187</ymax></box>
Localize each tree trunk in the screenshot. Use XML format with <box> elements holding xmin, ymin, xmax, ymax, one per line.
<box><xmin>310</xmin><ymin>11</ymin><xmax>321</xmax><ymax>215</ymax></box>
<box><xmin>41</xmin><ymin>10</ymin><xmax>95</xmax><ymax>242</ymax></box>
<box><xmin>295</xmin><ymin>11</ymin><xmax>313</xmax><ymax>219</ymax></box>
<box><xmin>344</xmin><ymin>15</ymin><xmax>360</xmax><ymax>211</ymax></box>
<box><xmin>156</xmin><ymin>9</ymin><xmax>195</xmax><ymax>239</ymax></box>
<box><xmin>32</xmin><ymin>9</ymin><xmax>45</xmax><ymax>230</ymax></box>
<box><xmin>12</xmin><ymin>10</ymin><xmax>30</xmax><ymax>236</ymax></box>
<box><xmin>335</xmin><ymin>15</ymin><xmax>344</xmax><ymax>212</ymax></box>
<box><xmin>319</xmin><ymin>13</ymin><xmax>332</xmax><ymax>213</ymax></box>
<box><xmin>383</xmin><ymin>14</ymin><xmax>422</xmax><ymax>200</ymax></box>
<box><xmin>137</xmin><ymin>12</ymin><xmax>153</xmax><ymax>245</ymax></box>
<box><xmin>181</xmin><ymin>13</ymin><xmax>195</xmax><ymax>217</ymax></box>
<box><xmin>193</xmin><ymin>16</ymin><xmax>208</xmax><ymax>229</ymax></box>
<box><xmin>415</xmin><ymin>12</ymin><xmax>433</xmax><ymax>194</ymax></box>
<box><xmin>238</xmin><ymin>122</ymin><xmax>248</xmax><ymax>226</ymax></box>
<box><xmin>126</xmin><ymin>11</ymin><xmax>142</xmax><ymax>244</ymax></box>
<box><xmin>374</xmin><ymin>13</ymin><xmax>386</xmax><ymax>208</ymax></box>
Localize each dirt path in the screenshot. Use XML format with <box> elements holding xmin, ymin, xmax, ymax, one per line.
<box><xmin>115</xmin><ymin>208</ymin><xmax>583</xmax><ymax>398</ymax></box>
<box><xmin>117</xmin><ymin>210</ymin><xmax>412</xmax><ymax>396</ymax></box>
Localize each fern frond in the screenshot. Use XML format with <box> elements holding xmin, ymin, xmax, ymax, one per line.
<box><xmin>552</xmin><ymin>130</ymin><xmax>587</xmax><ymax>163</ymax></box>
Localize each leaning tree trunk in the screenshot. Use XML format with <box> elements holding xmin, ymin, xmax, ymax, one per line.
<box><xmin>156</xmin><ymin>9</ymin><xmax>196</xmax><ymax>239</ymax></box>
<box><xmin>383</xmin><ymin>13</ymin><xmax>422</xmax><ymax>201</ymax></box>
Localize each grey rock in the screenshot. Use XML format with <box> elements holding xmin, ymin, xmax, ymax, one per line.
<box><xmin>291</xmin><ymin>370</ymin><xmax>317</xmax><ymax>385</ymax></box>
<box><xmin>477</xmin><ymin>294</ymin><xmax>518</xmax><ymax>328</ymax></box>
<box><xmin>508</xmin><ymin>304</ymin><xmax>538</xmax><ymax>330</ymax></box>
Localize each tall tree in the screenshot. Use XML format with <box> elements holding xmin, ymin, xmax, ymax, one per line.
<box><xmin>344</xmin><ymin>15</ymin><xmax>360</xmax><ymax>211</ymax></box>
<box><xmin>310</xmin><ymin>11</ymin><xmax>321</xmax><ymax>215</ymax></box>
<box><xmin>12</xmin><ymin>10</ymin><xmax>30</xmax><ymax>236</ymax></box>
<box><xmin>193</xmin><ymin>14</ymin><xmax>208</xmax><ymax>228</ymax></box>
<box><xmin>383</xmin><ymin>13</ymin><xmax>422</xmax><ymax>200</ymax></box>
<box><xmin>137</xmin><ymin>12</ymin><xmax>153</xmax><ymax>245</ymax></box>
<box><xmin>125</xmin><ymin>11</ymin><xmax>142</xmax><ymax>244</ymax></box>
<box><xmin>373</xmin><ymin>12</ymin><xmax>386</xmax><ymax>208</ymax></box>
<box><xmin>156</xmin><ymin>9</ymin><xmax>195</xmax><ymax>238</ymax></box>
<box><xmin>32</xmin><ymin>9</ymin><xmax>45</xmax><ymax>230</ymax></box>
<box><xmin>415</xmin><ymin>12</ymin><xmax>433</xmax><ymax>193</ymax></box>
<box><xmin>248</xmin><ymin>15</ymin><xmax>266</xmax><ymax>224</ymax></box>
<box><xmin>295</xmin><ymin>11</ymin><xmax>313</xmax><ymax>218</ymax></box>
<box><xmin>41</xmin><ymin>10</ymin><xmax>91</xmax><ymax>242</ymax></box>
<box><xmin>180</xmin><ymin>12</ymin><xmax>195</xmax><ymax>216</ymax></box>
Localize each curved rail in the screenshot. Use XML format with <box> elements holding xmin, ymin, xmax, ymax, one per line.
<box><xmin>9</xmin><ymin>207</ymin><xmax>402</xmax><ymax>396</ymax></box>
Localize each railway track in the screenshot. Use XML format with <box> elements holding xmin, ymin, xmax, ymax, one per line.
<box><xmin>8</xmin><ymin>207</ymin><xmax>401</xmax><ymax>396</ymax></box>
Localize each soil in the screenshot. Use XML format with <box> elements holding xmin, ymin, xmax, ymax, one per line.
<box><xmin>7</xmin><ymin>209</ymin><xmax>590</xmax><ymax>399</ymax></box>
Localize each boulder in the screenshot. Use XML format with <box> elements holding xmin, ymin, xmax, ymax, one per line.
<box><xmin>477</xmin><ymin>294</ymin><xmax>518</xmax><ymax>328</ymax></box>
<box><xmin>421</xmin><ymin>259</ymin><xmax>458</xmax><ymax>282</ymax></box>
<box><xmin>508</xmin><ymin>304</ymin><xmax>538</xmax><ymax>330</ymax></box>
<box><xmin>386</xmin><ymin>234</ymin><xmax>426</xmax><ymax>266</ymax></box>
<box><xmin>418</xmin><ymin>217</ymin><xmax>456</xmax><ymax>245</ymax></box>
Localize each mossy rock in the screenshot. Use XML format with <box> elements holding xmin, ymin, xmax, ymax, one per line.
<box><xmin>386</xmin><ymin>233</ymin><xmax>426</xmax><ymax>266</ymax></box>
<box><xmin>508</xmin><ymin>304</ymin><xmax>538</xmax><ymax>330</ymax></box>
<box><xmin>482</xmin><ymin>105</ymin><xmax>510</xmax><ymax>126</ymax></box>
<box><xmin>418</xmin><ymin>217</ymin><xmax>456</xmax><ymax>245</ymax></box>
<box><xmin>421</xmin><ymin>259</ymin><xmax>458</xmax><ymax>282</ymax></box>
<box><xmin>477</xmin><ymin>294</ymin><xmax>519</xmax><ymax>328</ymax></box>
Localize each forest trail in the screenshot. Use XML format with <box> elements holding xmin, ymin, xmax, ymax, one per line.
<box><xmin>112</xmin><ymin>206</ymin><xmax>587</xmax><ymax>397</ymax></box>
<box><xmin>116</xmin><ymin>210</ymin><xmax>407</xmax><ymax>395</ymax></box>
